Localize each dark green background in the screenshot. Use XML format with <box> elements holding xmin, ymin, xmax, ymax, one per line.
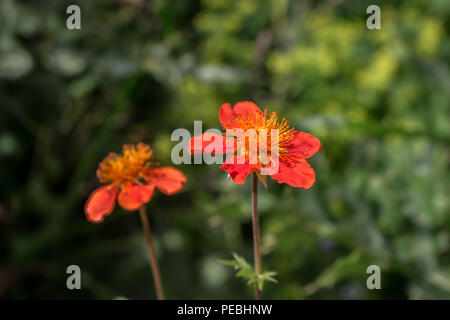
<box><xmin>0</xmin><ymin>0</ymin><xmax>449</xmax><ymax>299</ymax></box>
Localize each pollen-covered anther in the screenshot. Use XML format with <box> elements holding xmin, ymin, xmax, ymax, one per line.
<box><xmin>225</xmin><ymin>109</ymin><xmax>296</xmax><ymax>161</ymax></box>
<box><xmin>97</xmin><ymin>143</ymin><xmax>153</xmax><ymax>185</ymax></box>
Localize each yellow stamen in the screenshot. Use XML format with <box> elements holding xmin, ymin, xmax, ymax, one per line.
<box><xmin>97</xmin><ymin>143</ymin><xmax>153</xmax><ymax>185</ymax></box>
<box><xmin>224</xmin><ymin>109</ymin><xmax>297</xmax><ymax>162</ymax></box>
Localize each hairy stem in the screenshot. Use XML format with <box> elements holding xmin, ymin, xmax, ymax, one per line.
<box><xmin>138</xmin><ymin>206</ymin><xmax>165</xmax><ymax>300</ymax></box>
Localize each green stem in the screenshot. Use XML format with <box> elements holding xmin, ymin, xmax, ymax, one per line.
<box><xmin>252</xmin><ymin>173</ymin><xmax>262</xmax><ymax>300</ymax></box>
<box><xmin>138</xmin><ymin>206</ymin><xmax>165</xmax><ymax>300</ymax></box>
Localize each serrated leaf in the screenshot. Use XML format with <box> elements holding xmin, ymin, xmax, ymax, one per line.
<box><xmin>262</xmin><ymin>271</ymin><xmax>278</xmax><ymax>283</ymax></box>
<box><xmin>220</xmin><ymin>253</ymin><xmax>278</xmax><ymax>291</ymax></box>
<box><xmin>218</xmin><ymin>259</ymin><xmax>238</xmax><ymax>268</ymax></box>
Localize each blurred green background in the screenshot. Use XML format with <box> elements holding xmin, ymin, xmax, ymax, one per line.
<box><xmin>1</xmin><ymin>0</ymin><xmax>449</xmax><ymax>299</ymax></box>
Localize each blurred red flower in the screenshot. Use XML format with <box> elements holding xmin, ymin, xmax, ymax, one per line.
<box><xmin>85</xmin><ymin>143</ymin><xmax>186</xmax><ymax>223</ymax></box>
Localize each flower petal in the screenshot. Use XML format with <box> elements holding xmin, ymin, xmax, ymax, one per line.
<box><xmin>188</xmin><ymin>132</ymin><xmax>228</xmax><ymax>154</ymax></box>
<box><xmin>220</xmin><ymin>155</ymin><xmax>262</xmax><ymax>184</ymax></box>
<box><xmin>219</xmin><ymin>103</ymin><xmax>235</xmax><ymax>128</ymax></box>
<box><xmin>271</xmin><ymin>159</ymin><xmax>315</xmax><ymax>189</ymax></box>
<box><xmin>287</xmin><ymin>131</ymin><xmax>322</xmax><ymax>159</ymax></box>
<box><xmin>149</xmin><ymin>167</ymin><xmax>187</xmax><ymax>195</ymax></box>
<box><xmin>85</xmin><ymin>185</ymin><xmax>118</xmax><ymax>223</ymax></box>
<box><xmin>118</xmin><ymin>183</ymin><xmax>155</xmax><ymax>211</ymax></box>
<box><xmin>232</xmin><ymin>101</ymin><xmax>261</xmax><ymax>117</ymax></box>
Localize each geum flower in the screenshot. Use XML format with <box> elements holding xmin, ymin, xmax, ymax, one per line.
<box><xmin>189</xmin><ymin>102</ymin><xmax>322</xmax><ymax>188</ymax></box>
<box><xmin>85</xmin><ymin>143</ymin><xmax>186</xmax><ymax>223</ymax></box>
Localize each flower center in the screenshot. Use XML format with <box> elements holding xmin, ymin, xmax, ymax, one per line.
<box><xmin>225</xmin><ymin>109</ymin><xmax>296</xmax><ymax>162</ymax></box>
<box><xmin>97</xmin><ymin>143</ymin><xmax>153</xmax><ymax>185</ymax></box>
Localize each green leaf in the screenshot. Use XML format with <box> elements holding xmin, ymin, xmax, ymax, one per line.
<box><xmin>304</xmin><ymin>251</ymin><xmax>364</xmax><ymax>295</ymax></box>
<box><xmin>219</xmin><ymin>253</ymin><xmax>278</xmax><ymax>291</ymax></box>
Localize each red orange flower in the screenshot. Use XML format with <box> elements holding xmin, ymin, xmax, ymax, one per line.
<box><xmin>189</xmin><ymin>102</ymin><xmax>321</xmax><ymax>188</ymax></box>
<box><xmin>85</xmin><ymin>143</ymin><xmax>186</xmax><ymax>223</ymax></box>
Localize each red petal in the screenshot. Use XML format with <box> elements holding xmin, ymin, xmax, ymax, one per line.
<box><xmin>220</xmin><ymin>155</ymin><xmax>262</xmax><ymax>184</ymax></box>
<box><xmin>287</xmin><ymin>131</ymin><xmax>322</xmax><ymax>159</ymax></box>
<box><xmin>219</xmin><ymin>103</ymin><xmax>235</xmax><ymax>128</ymax></box>
<box><xmin>188</xmin><ymin>132</ymin><xmax>227</xmax><ymax>154</ymax></box>
<box><xmin>118</xmin><ymin>183</ymin><xmax>155</xmax><ymax>211</ymax></box>
<box><xmin>149</xmin><ymin>167</ymin><xmax>187</xmax><ymax>195</ymax></box>
<box><xmin>85</xmin><ymin>185</ymin><xmax>118</xmax><ymax>223</ymax></box>
<box><xmin>271</xmin><ymin>159</ymin><xmax>315</xmax><ymax>189</ymax></box>
<box><xmin>232</xmin><ymin>101</ymin><xmax>261</xmax><ymax>117</ymax></box>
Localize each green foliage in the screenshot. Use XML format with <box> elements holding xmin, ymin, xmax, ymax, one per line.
<box><xmin>219</xmin><ymin>253</ymin><xmax>277</xmax><ymax>290</ymax></box>
<box><xmin>0</xmin><ymin>0</ymin><xmax>449</xmax><ymax>299</ymax></box>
